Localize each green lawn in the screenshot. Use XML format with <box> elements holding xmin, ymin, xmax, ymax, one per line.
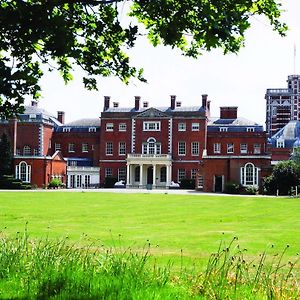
<box><xmin>1</xmin><ymin>191</ymin><xmax>300</xmax><ymax>268</ymax></box>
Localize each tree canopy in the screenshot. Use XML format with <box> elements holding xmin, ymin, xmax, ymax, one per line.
<box><xmin>0</xmin><ymin>0</ymin><xmax>287</xmax><ymax>118</ymax></box>
<box><xmin>0</xmin><ymin>133</ymin><xmax>13</xmax><ymax>177</ymax></box>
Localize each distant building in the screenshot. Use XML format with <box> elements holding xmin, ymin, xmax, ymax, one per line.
<box><xmin>265</xmin><ymin>75</ymin><xmax>300</xmax><ymax>136</ymax></box>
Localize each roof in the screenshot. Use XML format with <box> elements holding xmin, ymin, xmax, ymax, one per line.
<box><xmin>208</xmin><ymin>117</ymin><xmax>261</xmax><ymax>126</ymax></box>
<box><xmin>23</xmin><ymin>105</ymin><xmax>55</xmax><ymax>118</ymax></box>
<box><xmin>104</xmin><ymin>106</ymin><xmax>206</xmax><ymax>114</ymax></box>
<box><xmin>64</xmin><ymin>118</ymin><xmax>100</xmax><ymax>127</ymax></box>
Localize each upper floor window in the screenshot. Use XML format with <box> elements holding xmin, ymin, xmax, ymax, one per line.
<box><xmin>192</xmin><ymin>123</ymin><xmax>200</xmax><ymax>131</ymax></box>
<box><xmin>106</xmin><ymin>142</ymin><xmax>113</xmax><ymax>155</ymax></box>
<box><xmin>16</xmin><ymin>148</ymin><xmax>21</xmax><ymax>155</ymax></box>
<box><xmin>178</xmin><ymin>141</ymin><xmax>186</xmax><ymax>156</ymax></box>
<box><xmin>178</xmin><ymin>123</ymin><xmax>186</xmax><ymax>131</ymax></box>
<box><xmin>68</xmin><ymin>143</ymin><xmax>75</xmax><ymax>153</ymax></box>
<box><xmin>227</xmin><ymin>143</ymin><xmax>234</xmax><ymax>154</ymax></box>
<box><xmin>220</xmin><ymin>127</ymin><xmax>228</xmax><ymax>132</ymax></box>
<box><xmin>214</xmin><ymin>143</ymin><xmax>221</xmax><ymax>154</ymax></box>
<box><xmin>191</xmin><ymin>142</ymin><xmax>199</xmax><ymax>156</ymax></box>
<box><xmin>63</xmin><ymin>127</ymin><xmax>71</xmax><ymax>132</ymax></box>
<box><xmin>246</xmin><ymin>127</ymin><xmax>255</xmax><ymax>132</ymax></box>
<box><xmin>142</xmin><ymin>138</ymin><xmax>161</xmax><ymax>155</ymax></box>
<box><xmin>119</xmin><ymin>123</ymin><xmax>127</xmax><ymax>132</ymax></box>
<box><xmin>82</xmin><ymin>143</ymin><xmax>88</xmax><ymax>153</ymax></box>
<box><xmin>277</xmin><ymin>140</ymin><xmax>285</xmax><ymax>148</ymax></box>
<box><xmin>106</xmin><ymin>123</ymin><xmax>114</xmax><ymax>131</ymax></box>
<box><xmin>143</xmin><ymin>121</ymin><xmax>160</xmax><ymax>131</ymax></box>
<box><xmin>23</xmin><ymin>145</ymin><xmax>31</xmax><ymax>156</ymax></box>
<box><xmin>33</xmin><ymin>148</ymin><xmax>39</xmax><ymax>156</ymax></box>
<box><xmin>254</xmin><ymin>144</ymin><xmax>261</xmax><ymax>154</ymax></box>
<box><xmin>69</xmin><ymin>160</ymin><xmax>77</xmax><ymax>166</ymax></box>
<box><xmin>119</xmin><ymin>142</ymin><xmax>126</xmax><ymax>155</ymax></box>
<box><xmin>240</xmin><ymin>143</ymin><xmax>247</xmax><ymax>154</ymax></box>
<box><xmin>88</xmin><ymin>127</ymin><xmax>96</xmax><ymax>132</ymax></box>
<box><xmin>55</xmin><ymin>143</ymin><xmax>61</xmax><ymax>151</ymax></box>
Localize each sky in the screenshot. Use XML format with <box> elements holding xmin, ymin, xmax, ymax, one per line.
<box><xmin>33</xmin><ymin>0</ymin><xmax>300</xmax><ymax>126</ymax></box>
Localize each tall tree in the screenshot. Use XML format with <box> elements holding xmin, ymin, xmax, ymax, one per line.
<box><xmin>0</xmin><ymin>133</ymin><xmax>13</xmax><ymax>177</ymax></box>
<box><xmin>0</xmin><ymin>0</ymin><xmax>287</xmax><ymax>118</ymax></box>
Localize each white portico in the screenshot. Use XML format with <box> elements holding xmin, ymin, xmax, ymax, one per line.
<box><xmin>126</xmin><ymin>154</ymin><xmax>172</xmax><ymax>188</ymax></box>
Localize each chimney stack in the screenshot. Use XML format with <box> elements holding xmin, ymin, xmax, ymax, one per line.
<box><xmin>170</xmin><ymin>95</ymin><xmax>176</xmax><ymax>110</ymax></box>
<box><xmin>202</xmin><ymin>94</ymin><xmax>208</xmax><ymax>109</ymax></box>
<box><xmin>143</xmin><ymin>101</ymin><xmax>149</xmax><ymax>108</ymax></box>
<box><xmin>104</xmin><ymin>96</ymin><xmax>110</xmax><ymax>111</ymax></box>
<box><xmin>220</xmin><ymin>107</ymin><xmax>238</xmax><ymax>119</ymax></box>
<box><xmin>57</xmin><ymin>111</ymin><xmax>65</xmax><ymax>124</ymax></box>
<box><xmin>135</xmin><ymin>96</ymin><xmax>141</xmax><ymax>111</ymax></box>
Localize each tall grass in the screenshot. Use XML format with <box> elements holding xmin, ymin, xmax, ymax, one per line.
<box><xmin>1</xmin><ymin>231</ymin><xmax>300</xmax><ymax>299</ymax></box>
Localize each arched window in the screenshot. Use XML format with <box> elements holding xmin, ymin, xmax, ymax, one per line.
<box><xmin>142</xmin><ymin>138</ymin><xmax>161</xmax><ymax>155</ymax></box>
<box><xmin>23</xmin><ymin>145</ymin><xmax>31</xmax><ymax>156</ymax></box>
<box><xmin>16</xmin><ymin>161</ymin><xmax>31</xmax><ymax>183</ymax></box>
<box><xmin>240</xmin><ymin>163</ymin><xmax>258</xmax><ymax>186</ymax></box>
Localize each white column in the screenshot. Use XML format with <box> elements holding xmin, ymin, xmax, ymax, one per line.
<box><xmin>126</xmin><ymin>163</ymin><xmax>130</xmax><ymax>186</ymax></box>
<box><xmin>166</xmin><ymin>164</ymin><xmax>171</xmax><ymax>188</ymax></box>
<box><xmin>152</xmin><ymin>164</ymin><xmax>156</xmax><ymax>188</ymax></box>
<box><xmin>139</xmin><ymin>164</ymin><xmax>143</xmax><ymax>188</ymax></box>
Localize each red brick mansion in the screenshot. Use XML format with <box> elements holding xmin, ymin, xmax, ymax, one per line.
<box><xmin>0</xmin><ymin>95</ymin><xmax>271</xmax><ymax>191</ymax></box>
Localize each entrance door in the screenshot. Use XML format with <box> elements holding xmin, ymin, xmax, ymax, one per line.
<box><xmin>214</xmin><ymin>175</ymin><xmax>223</xmax><ymax>192</ymax></box>
<box><xmin>147</xmin><ymin>166</ymin><xmax>153</xmax><ymax>184</ymax></box>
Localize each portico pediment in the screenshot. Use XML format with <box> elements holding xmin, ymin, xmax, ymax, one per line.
<box><xmin>135</xmin><ymin>108</ymin><xmax>169</xmax><ymax>119</ymax></box>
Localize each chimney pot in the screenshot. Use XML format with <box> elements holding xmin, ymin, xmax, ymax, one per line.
<box><xmin>170</xmin><ymin>95</ymin><xmax>176</xmax><ymax>110</ymax></box>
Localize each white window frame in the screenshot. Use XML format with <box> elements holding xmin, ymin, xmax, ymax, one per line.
<box><xmin>192</xmin><ymin>123</ymin><xmax>200</xmax><ymax>131</ymax></box>
<box><xmin>33</xmin><ymin>148</ymin><xmax>39</xmax><ymax>156</ymax></box>
<box><xmin>227</xmin><ymin>143</ymin><xmax>234</xmax><ymax>154</ymax></box>
<box><xmin>191</xmin><ymin>142</ymin><xmax>199</xmax><ymax>156</ymax></box>
<box><xmin>246</xmin><ymin>127</ymin><xmax>255</xmax><ymax>132</ymax></box>
<box><xmin>254</xmin><ymin>144</ymin><xmax>261</xmax><ymax>154</ymax></box>
<box><xmin>143</xmin><ymin>121</ymin><xmax>161</xmax><ymax>131</ymax></box>
<box><xmin>240</xmin><ymin>143</ymin><xmax>247</xmax><ymax>154</ymax></box>
<box><xmin>119</xmin><ymin>142</ymin><xmax>126</xmax><ymax>156</ymax></box>
<box><xmin>178</xmin><ymin>169</ymin><xmax>186</xmax><ymax>182</ymax></box>
<box><xmin>178</xmin><ymin>141</ymin><xmax>186</xmax><ymax>156</ymax></box>
<box><xmin>277</xmin><ymin>140</ymin><xmax>285</xmax><ymax>148</ymax></box>
<box><xmin>106</xmin><ymin>123</ymin><xmax>114</xmax><ymax>132</ymax></box>
<box><xmin>88</xmin><ymin>127</ymin><xmax>96</xmax><ymax>132</ymax></box>
<box><xmin>55</xmin><ymin>143</ymin><xmax>61</xmax><ymax>151</ymax></box>
<box><xmin>68</xmin><ymin>143</ymin><xmax>75</xmax><ymax>153</ymax></box>
<box><xmin>105</xmin><ymin>168</ymin><xmax>113</xmax><ymax>178</ymax></box>
<box><xmin>142</xmin><ymin>138</ymin><xmax>161</xmax><ymax>155</ymax></box>
<box><xmin>240</xmin><ymin>163</ymin><xmax>258</xmax><ymax>187</ymax></box>
<box><xmin>82</xmin><ymin>143</ymin><xmax>88</xmax><ymax>153</ymax></box>
<box><xmin>23</xmin><ymin>145</ymin><xmax>31</xmax><ymax>156</ymax></box>
<box><xmin>213</xmin><ymin>143</ymin><xmax>221</xmax><ymax>154</ymax></box>
<box><xmin>220</xmin><ymin>127</ymin><xmax>228</xmax><ymax>132</ymax></box>
<box><xmin>178</xmin><ymin>123</ymin><xmax>186</xmax><ymax>131</ymax></box>
<box><xmin>16</xmin><ymin>161</ymin><xmax>31</xmax><ymax>183</ymax></box>
<box><xmin>191</xmin><ymin>169</ymin><xmax>198</xmax><ymax>179</ymax></box>
<box><xmin>118</xmin><ymin>168</ymin><xmax>126</xmax><ymax>181</ymax></box>
<box><xmin>119</xmin><ymin>123</ymin><xmax>127</xmax><ymax>132</ymax></box>
<box><xmin>106</xmin><ymin>142</ymin><xmax>113</xmax><ymax>155</ymax></box>
<box><xmin>63</xmin><ymin>127</ymin><xmax>71</xmax><ymax>132</ymax></box>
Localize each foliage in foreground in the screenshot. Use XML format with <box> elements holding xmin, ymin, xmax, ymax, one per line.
<box><xmin>1</xmin><ymin>232</ymin><xmax>300</xmax><ymax>299</ymax></box>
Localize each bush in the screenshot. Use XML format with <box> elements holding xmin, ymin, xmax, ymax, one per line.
<box><xmin>104</xmin><ymin>177</ymin><xmax>118</xmax><ymax>188</ymax></box>
<box><xmin>48</xmin><ymin>178</ymin><xmax>63</xmax><ymax>189</ymax></box>
<box><xmin>179</xmin><ymin>178</ymin><xmax>195</xmax><ymax>189</ymax></box>
<box><xmin>0</xmin><ymin>175</ymin><xmax>32</xmax><ymax>190</ymax></box>
<box><xmin>243</xmin><ymin>185</ymin><xmax>258</xmax><ymax>195</ymax></box>
<box><xmin>224</xmin><ymin>182</ymin><xmax>241</xmax><ymax>194</ymax></box>
<box><xmin>262</xmin><ymin>175</ymin><xmax>277</xmax><ymax>195</ymax></box>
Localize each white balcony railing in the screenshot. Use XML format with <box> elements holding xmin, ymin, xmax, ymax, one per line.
<box><xmin>127</xmin><ymin>154</ymin><xmax>172</xmax><ymax>162</ymax></box>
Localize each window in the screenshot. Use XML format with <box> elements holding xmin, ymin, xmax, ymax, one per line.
<box><xmin>82</xmin><ymin>143</ymin><xmax>88</xmax><ymax>153</ymax></box>
<box><xmin>76</xmin><ymin>175</ymin><xmax>82</xmax><ymax>188</ymax></box>
<box><xmin>192</xmin><ymin>123</ymin><xmax>200</xmax><ymax>131</ymax></box>
<box><xmin>160</xmin><ymin>167</ymin><xmax>166</xmax><ymax>182</ymax></box>
<box><xmin>33</xmin><ymin>148</ymin><xmax>39</xmax><ymax>156</ymax></box>
<box><xmin>16</xmin><ymin>148</ymin><xmax>21</xmax><ymax>155</ymax></box>
<box><xmin>135</xmin><ymin>166</ymin><xmax>140</xmax><ymax>182</ymax></box>
<box><xmin>55</xmin><ymin>143</ymin><xmax>61</xmax><ymax>151</ymax></box>
<box><xmin>246</xmin><ymin>127</ymin><xmax>255</xmax><ymax>132</ymax></box>
<box><xmin>106</xmin><ymin>142</ymin><xmax>113</xmax><ymax>155</ymax></box>
<box><xmin>214</xmin><ymin>143</ymin><xmax>221</xmax><ymax>154</ymax></box>
<box><xmin>16</xmin><ymin>161</ymin><xmax>31</xmax><ymax>182</ymax></box>
<box><xmin>118</xmin><ymin>168</ymin><xmax>126</xmax><ymax>181</ymax></box>
<box><xmin>178</xmin><ymin>123</ymin><xmax>186</xmax><ymax>131</ymax></box>
<box><xmin>220</xmin><ymin>127</ymin><xmax>228</xmax><ymax>132</ymax></box>
<box><xmin>106</xmin><ymin>123</ymin><xmax>114</xmax><ymax>131</ymax></box>
<box><xmin>277</xmin><ymin>140</ymin><xmax>285</xmax><ymax>148</ymax></box>
<box><xmin>29</xmin><ymin>114</ymin><xmax>36</xmax><ymax>119</ymax></box>
<box><xmin>69</xmin><ymin>160</ymin><xmax>77</xmax><ymax>166</ymax></box>
<box><xmin>142</xmin><ymin>138</ymin><xmax>161</xmax><ymax>155</ymax></box>
<box><xmin>119</xmin><ymin>123</ymin><xmax>127</xmax><ymax>131</ymax></box>
<box><xmin>191</xmin><ymin>169</ymin><xmax>198</xmax><ymax>179</ymax></box>
<box><xmin>227</xmin><ymin>143</ymin><xmax>234</xmax><ymax>154</ymax></box>
<box><xmin>178</xmin><ymin>142</ymin><xmax>186</xmax><ymax>156</ymax></box>
<box><xmin>134</xmin><ymin>166</ymin><xmax>140</xmax><ymax>182</ymax></box>
<box><xmin>240</xmin><ymin>143</ymin><xmax>247</xmax><ymax>154</ymax></box>
<box><xmin>191</xmin><ymin>142</ymin><xmax>199</xmax><ymax>156</ymax></box>
<box><xmin>254</xmin><ymin>144</ymin><xmax>261</xmax><ymax>154</ymax></box>
<box><xmin>197</xmin><ymin>175</ymin><xmax>204</xmax><ymax>189</ymax></box>
<box><xmin>178</xmin><ymin>169</ymin><xmax>186</xmax><ymax>182</ymax></box>
<box><xmin>241</xmin><ymin>163</ymin><xmax>258</xmax><ymax>186</ymax></box>
<box><xmin>63</xmin><ymin>127</ymin><xmax>71</xmax><ymax>132</ymax></box>
<box><xmin>89</xmin><ymin>127</ymin><xmax>96</xmax><ymax>132</ymax></box>
<box><xmin>119</xmin><ymin>142</ymin><xmax>126</xmax><ymax>155</ymax></box>
<box><xmin>105</xmin><ymin>168</ymin><xmax>113</xmax><ymax>178</ymax></box>
<box><xmin>68</xmin><ymin>143</ymin><xmax>75</xmax><ymax>153</ymax></box>
<box><xmin>84</xmin><ymin>175</ymin><xmax>91</xmax><ymax>188</ymax></box>
<box><xmin>23</xmin><ymin>145</ymin><xmax>31</xmax><ymax>156</ymax></box>
<box><xmin>143</xmin><ymin>121</ymin><xmax>160</xmax><ymax>131</ymax></box>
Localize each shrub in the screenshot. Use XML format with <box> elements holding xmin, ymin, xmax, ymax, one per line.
<box><xmin>0</xmin><ymin>175</ymin><xmax>31</xmax><ymax>190</ymax></box>
<box><xmin>48</xmin><ymin>178</ymin><xmax>63</xmax><ymax>189</ymax></box>
<box><xmin>224</xmin><ymin>182</ymin><xmax>240</xmax><ymax>194</ymax></box>
<box><xmin>179</xmin><ymin>178</ymin><xmax>195</xmax><ymax>189</ymax></box>
<box><xmin>243</xmin><ymin>185</ymin><xmax>258</xmax><ymax>195</ymax></box>
<box><xmin>262</xmin><ymin>175</ymin><xmax>277</xmax><ymax>195</ymax></box>
<box><xmin>104</xmin><ymin>177</ymin><xmax>118</xmax><ymax>188</ymax></box>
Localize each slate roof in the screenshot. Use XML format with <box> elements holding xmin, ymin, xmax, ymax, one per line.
<box><xmin>64</xmin><ymin>118</ymin><xmax>100</xmax><ymax>127</ymax></box>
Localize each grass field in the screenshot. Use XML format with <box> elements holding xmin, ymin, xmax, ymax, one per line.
<box><xmin>1</xmin><ymin>191</ymin><xmax>300</xmax><ymax>268</ymax></box>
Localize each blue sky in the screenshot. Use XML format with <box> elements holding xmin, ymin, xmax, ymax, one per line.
<box><xmin>35</xmin><ymin>0</ymin><xmax>300</xmax><ymax>127</ymax></box>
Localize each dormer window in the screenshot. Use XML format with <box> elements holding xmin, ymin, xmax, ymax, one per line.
<box><xmin>220</xmin><ymin>127</ymin><xmax>228</xmax><ymax>132</ymax></box>
<box><xmin>63</xmin><ymin>127</ymin><xmax>71</xmax><ymax>132</ymax></box>
<box><xmin>89</xmin><ymin>127</ymin><xmax>96</xmax><ymax>132</ymax></box>
<box><xmin>246</xmin><ymin>127</ymin><xmax>255</xmax><ymax>132</ymax></box>
<box><xmin>277</xmin><ymin>140</ymin><xmax>285</xmax><ymax>148</ymax></box>
<box><xmin>29</xmin><ymin>114</ymin><xmax>36</xmax><ymax>119</ymax></box>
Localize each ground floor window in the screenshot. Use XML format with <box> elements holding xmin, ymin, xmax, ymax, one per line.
<box><xmin>160</xmin><ymin>167</ymin><xmax>166</xmax><ymax>182</ymax></box>
<box><xmin>178</xmin><ymin>169</ymin><xmax>186</xmax><ymax>182</ymax></box>
<box><xmin>118</xmin><ymin>168</ymin><xmax>126</xmax><ymax>181</ymax></box>
<box><xmin>134</xmin><ymin>166</ymin><xmax>140</xmax><ymax>182</ymax></box>
<box><xmin>16</xmin><ymin>161</ymin><xmax>31</xmax><ymax>182</ymax></box>
<box><xmin>240</xmin><ymin>163</ymin><xmax>258</xmax><ymax>186</ymax></box>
